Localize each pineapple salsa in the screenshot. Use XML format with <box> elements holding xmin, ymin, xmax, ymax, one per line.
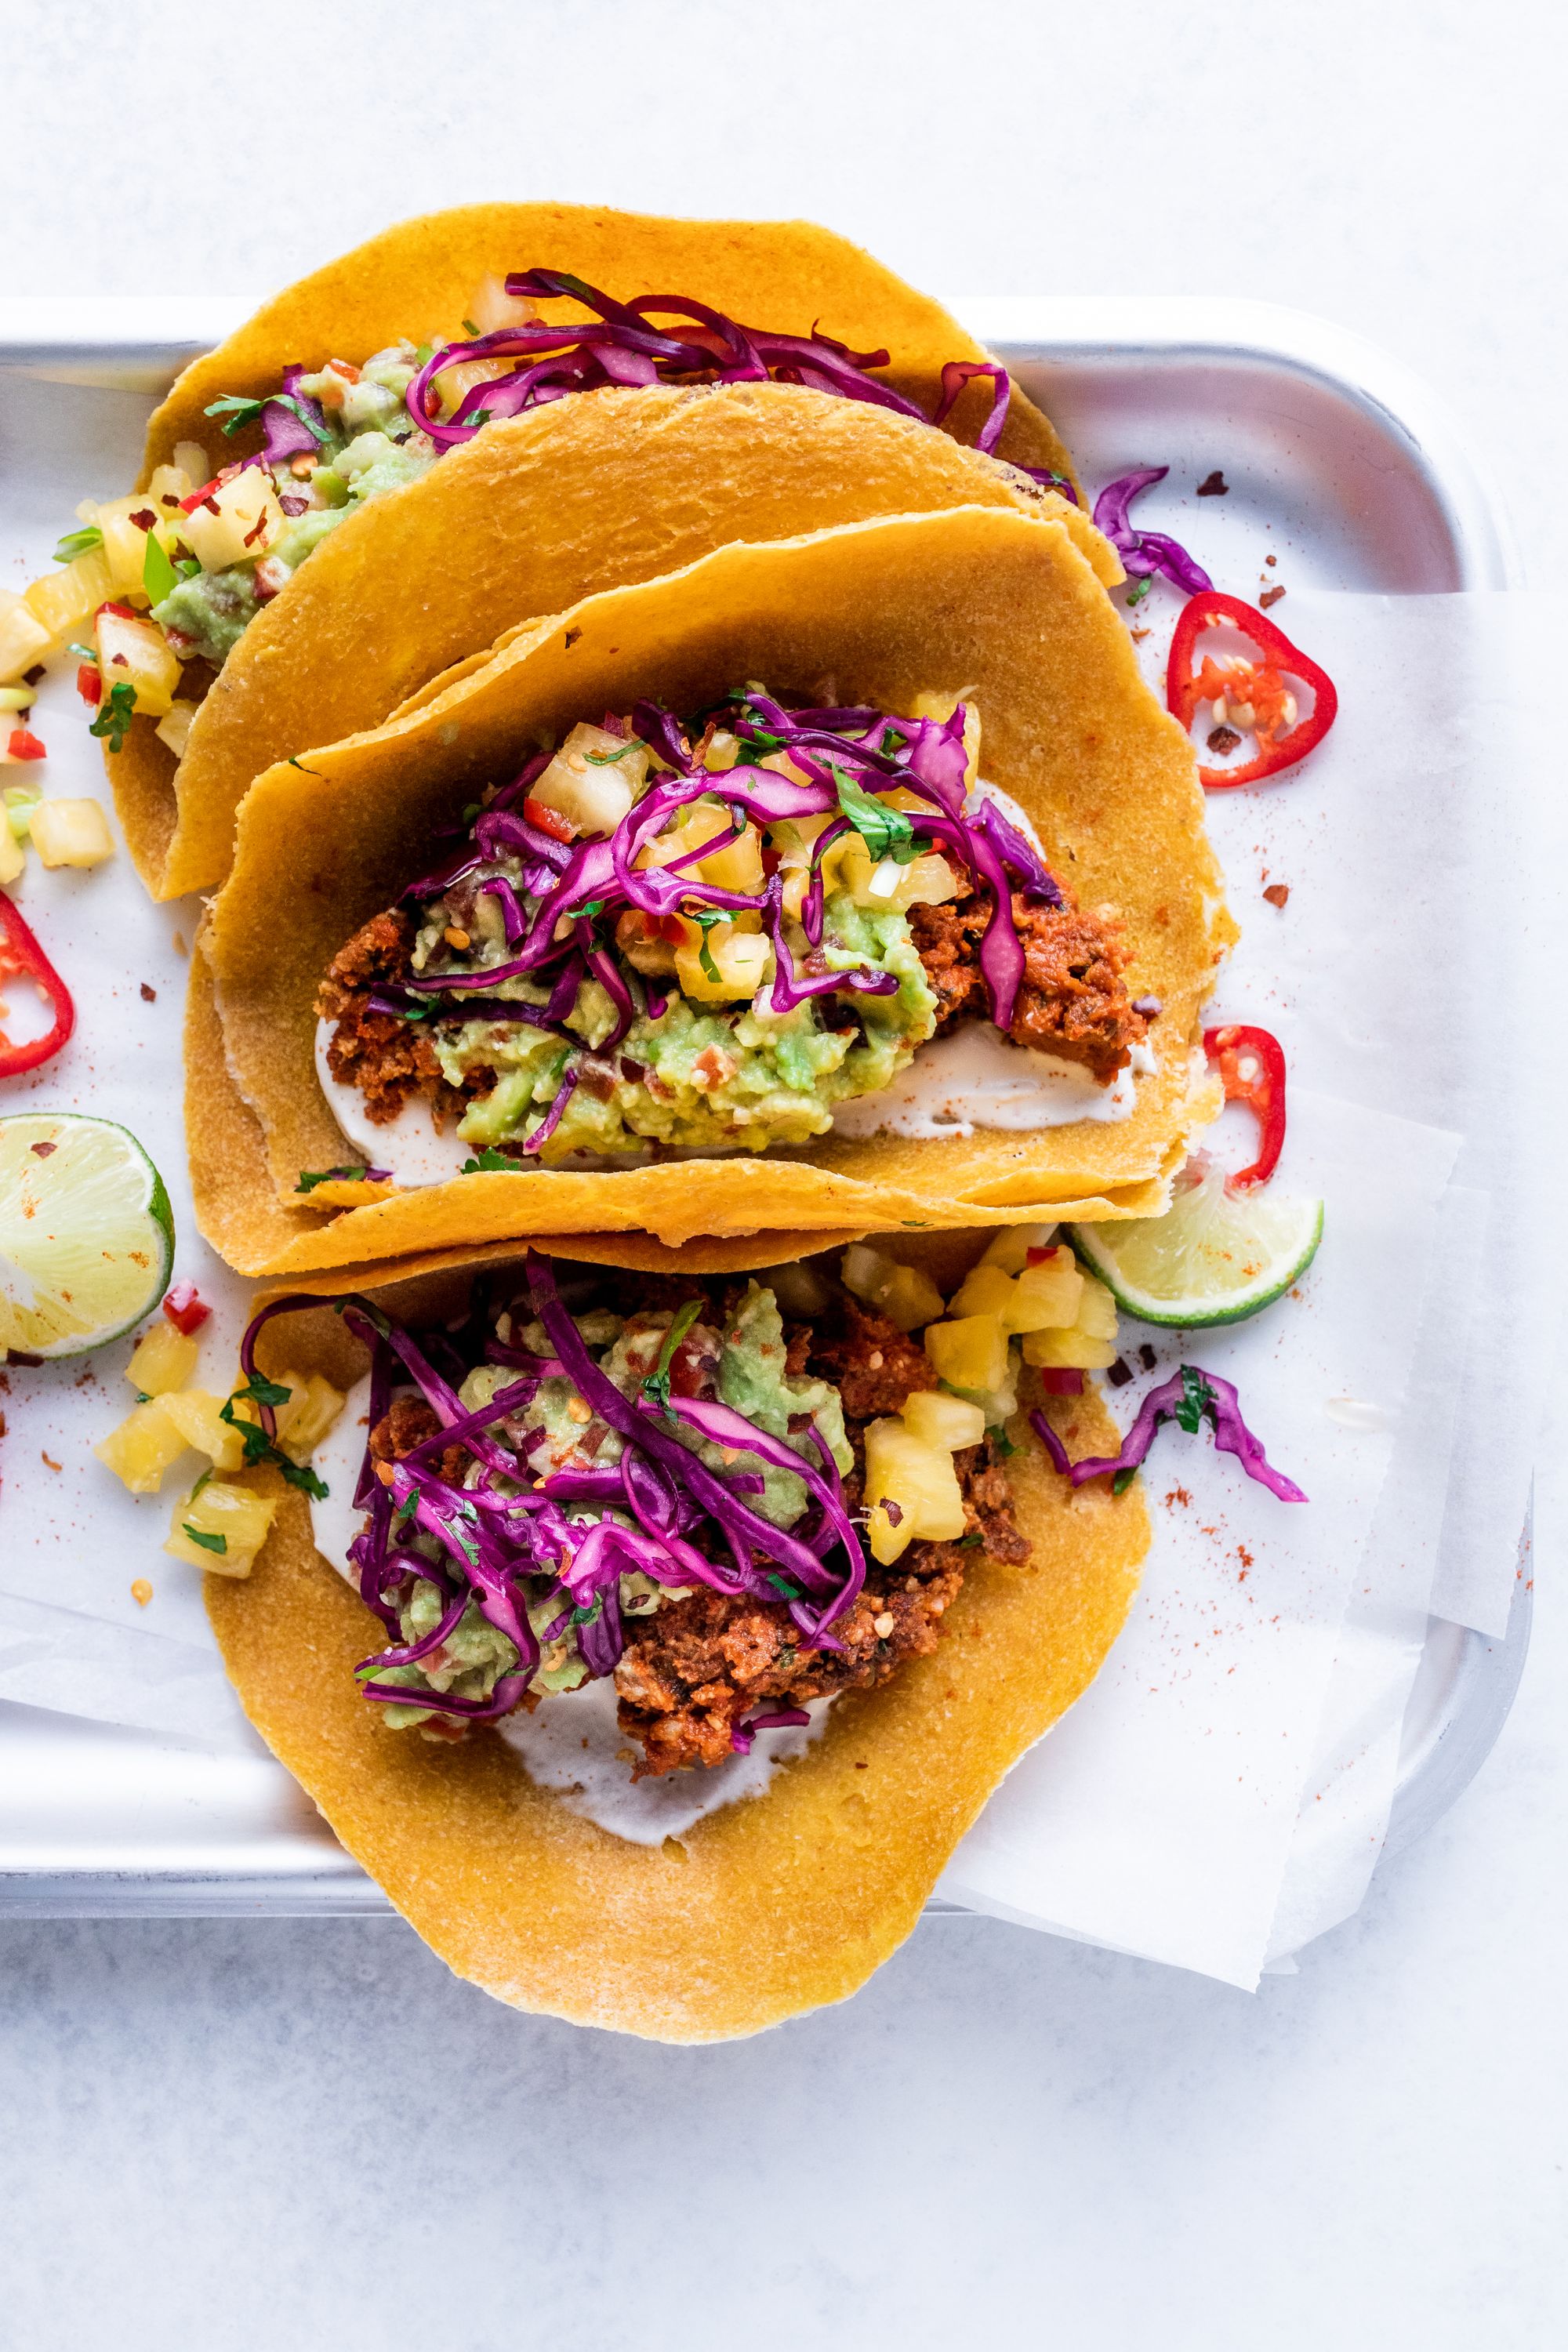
<box><xmin>314</xmin><ymin>688</ymin><xmax>1149</xmax><ymax>1176</ymax></box>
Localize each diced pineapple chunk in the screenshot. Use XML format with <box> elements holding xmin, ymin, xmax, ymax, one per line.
<box><xmin>1075</xmin><ymin>1271</ymin><xmax>1120</xmax><ymax>1340</ymax></box>
<box><xmin>924</xmin><ymin>1312</ymin><xmax>1011</xmax><ymax>1395</ymax></box>
<box><xmin>177</xmin><ymin>470</ymin><xmax>284</xmax><ymax>570</ymax></box>
<box><xmin>531</xmin><ymin>723</ymin><xmax>648</xmax><ymax>837</ymax></box>
<box><xmin>863</xmin><ymin>1417</ymin><xmax>967</xmax><ymax>1563</ymax></box>
<box><xmin>24</xmin><ymin>547</ymin><xmax>114</xmax><ymax>642</ymax></box>
<box><xmin>0</xmin><ymin>822</ymin><xmax>22</xmax><ymax>886</ymax></box>
<box><xmin>164</xmin><ymin>1479</ymin><xmax>278</xmax><ymax>1577</ymax></box>
<box><xmin>0</xmin><ymin>590</ymin><xmax>53</xmax><ymax>683</ymax></box>
<box><xmin>125</xmin><ymin>1323</ymin><xmax>199</xmax><ymax>1397</ymax></box>
<box><xmin>641</xmin><ymin>803</ymin><xmax>765</xmax><ymax>895</ymax></box>
<box><xmin>154</xmin><ymin>700</ymin><xmax>198</xmax><ymax>760</ymax></box>
<box><xmin>29</xmin><ymin>798</ymin><xmax>115</xmax><ymax>869</ymax></box>
<box><xmin>1004</xmin><ymin>1247</ymin><xmax>1085</xmax><ymax>1333</ymax></box>
<box><xmin>948</xmin><ymin>1261</ymin><xmax>1018</xmax><ymax>1321</ymax></box>
<box><xmin>839</xmin><ymin>1244</ymin><xmax>946</xmax><ymax>1334</ymax></box>
<box><xmin>95</xmin><ymin>606</ymin><xmax>180</xmax><ymax>718</ymax></box>
<box><xmin>94</xmin><ymin>1399</ymin><xmax>191</xmax><ymax>1493</ymax></box>
<box><xmin>1022</xmin><ymin>1324</ymin><xmax>1119</xmax><ymax>1371</ymax></box>
<box><xmin>902</xmin><ymin>1390</ymin><xmax>987</xmax><ymax>1450</ymax></box>
<box><xmin>673</xmin><ymin>922</ymin><xmax>772</xmax><ymax>1003</ymax></box>
<box><xmin>835</xmin><ymin>833</ymin><xmax>960</xmax><ymax>913</ymax></box>
<box><xmin>157</xmin><ymin>1388</ymin><xmax>246</xmax><ymax>1472</ymax></box>
<box><xmin>273</xmin><ymin>1369</ymin><xmax>347</xmax><ymax>1462</ymax></box>
<box><xmin>144</xmin><ymin>463</ymin><xmax>195</xmax><ymax>513</ymax></box>
<box><xmin>466</xmin><ymin>271</ymin><xmax>542</xmax><ymax>335</ymax></box>
<box><xmin>92</xmin><ymin>493</ymin><xmax>162</xmax><ymax>597</ymax></box>
<box><xmin>978</xmin><ymin>1221</ymin><xmax>1059</xmax><ymax>1275</ymax></box>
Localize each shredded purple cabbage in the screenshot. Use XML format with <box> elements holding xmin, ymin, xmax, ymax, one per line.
<box><xmin>378</xmin><ymin>691</ymin><xmax>1064</xmax><ymax>1142</ymax></box>
<box><xmin>1030</xmin><ymin>1364</ymin><xmax>1305</xmax><ymax>1503</ymax></box>
<box><xmin>1091</xmin><ymin>466</ymin><xmax>1213</xmax><ymax>595</ymax></box>
<box><xmin>405</xmin><ymin>270</ymin><xmax>1034</xmax><ymax>463</ymax></box>
<box><xmin>242</xmin><ymin>1254</ymin><xmax>880</xmax><ymax>1727</ymax></box>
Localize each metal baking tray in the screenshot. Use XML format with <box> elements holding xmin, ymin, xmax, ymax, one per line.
<box><xmin>0</xmin><ymin>295</ymin><xmax>1530</xmax><ymax>1918</ymax></box>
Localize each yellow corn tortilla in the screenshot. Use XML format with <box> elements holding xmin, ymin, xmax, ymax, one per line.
<box><xmin>114</xmin><ymin>201</ymin><xmax>1085</xmax><ymax>898</ymax></box>
<box><xmin>197</xmin><ymin>504</ymin><xmax>1231</xmax><ymax>1279</ymax></box>
<box><xmin>206</xmin><ymin>1237</ymin><xmax>1148</xmax><ymax>2041</ymax></box>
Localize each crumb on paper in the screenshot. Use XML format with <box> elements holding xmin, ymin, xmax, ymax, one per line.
<box><xmin>1138</xmin><ymin>1342</ymin><xmax>1157</xmax><ymax>1371</ymax></box>
<box><xmin>1263</xmin><ymin>883</ymin><xmax>1290</xmax><ymax>909</ymax></box>
<box><xmin>1207</xmin><ymin>724</ymin><xmax>1242</xmax><ymax>757</ymax></box>
<box><xmin>1259</xmin><ymin>585</ymin><xmax>1286</xmax><ymax>608</ymax></box>
<box><xmin>171</xmin><ymin>931</ymin><xmax>187</xmax><ymax>956</ymax></box>
<box><xmin>1164</xmin><ymin>1486</ymin><xmax>1192</xmax><ymax>1508</ymax></box>
<box><xmin>1197</xmin><ymin>471</ymin><xmax>1229</xmax><ymax>496</ymax></box>
<box><xmin>140</xmin><ymin>982</ymin><xmax>157</xmax><ymax>1003</ymax></box>
<box><xmin>1130</xmin><ymin>625</ymin><xmax>1151</xmax><ymax>642</ymax></box>
<box><xmin>1265</xmin><ymin>552</ymin><xmax>1278</xmax><ymax>567</ymax></box>
<box><xmin>40</xmin><ymin>1450</ymin><xmax>61</xmax><ymax>1471</ymax></box>
<box><xmin>131</xmin><ymin>1579</ymin><xmax>153</xmax><ymax>1607</ymax></box>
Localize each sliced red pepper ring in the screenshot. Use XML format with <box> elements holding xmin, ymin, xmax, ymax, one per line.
<box><xmin>0</xmin><ymin>891</ymin><xmax>76</xmax><ymax>1078</ymax></box>
<box><xmin>1203</xmin><ymin>1022</ymin><xmax>1287</xmax><ymax>1191</ymax></box>
<box><xmin>1168</xmin><ymin>591</ymin><xmax>1338</xmax><ymax>788</ymax></box>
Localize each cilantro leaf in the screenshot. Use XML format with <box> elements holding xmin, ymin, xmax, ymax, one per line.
<box><xmin>88</xmin><ymin>681</ymin><xmax>137</xmax><ymax>753</ymax></box>
<box><xmin>205</xmin><ymin>390</ymin><xmax>331</xmax><ymax>444</ymax></box>
<box><xmin>641</xmin><ymin>1298</ymin><xmax>702</xmax><ymax>1416</ymax></box>
<box><xmin>1174</xmin><ymin>1366</ymin><xmax>1214</xmax><ymax>1436</ymax></box>
<box><xmin>459</xmin><ymin>1148</ymin><xmax>517</xmax><ymax>1173</ymax></box>
<box><xmin>689</xmin><ymin>907</ymin><xmax>725</xmax><ymax>983</ymax></box>
<box><xmin>182</xmin><ymin>1523</ymin><xmax>227</xmax><ymax>1555</ymax></box>
<box><xmin>834</xmin><ymin>771</ymin><xmax>920</xmax><ymax>866</ymax></box>
<box><xmin>278</xmin><ymin>1457</ymin><xmax>328</xmax><ymax>1502</ymax></box>
<box><xmin>54</xmin><ymin>524</ymin><xmax>103</xmax><ymax>564</ymax></box>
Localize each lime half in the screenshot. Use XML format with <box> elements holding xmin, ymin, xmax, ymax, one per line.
<box><xmin>0</xmin><ymin>1112</ymin><xmax>175</xmax><ymax>1359</ymax></box>
<box><xmin>1069</xmin><ymin>1160</ymin><xmax>1323</xmax><ymax>1328</ymax></box>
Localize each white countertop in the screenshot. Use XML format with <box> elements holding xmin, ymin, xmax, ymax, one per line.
<box><xmin>3</xmin><ymin>0</ymin><xmax>1565</xmax><ymax>2343</ymax></box>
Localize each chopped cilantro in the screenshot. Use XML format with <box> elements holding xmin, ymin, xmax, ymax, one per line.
<box><xmin>985</xmin><ymin>1425</ymin><xmax>1019</xmax><ymax>1458</ymax></box>
<box><xmin>1125</xmin><ymin>576</ymin><xmax>1152</xmax><ymax>608</ymax></box>
<box><xmin>204</xmin><ymin>390</ymin><xmax>331</xmax><ymax>444</ymax></box>
<box><xmin>88</xmin><ymin>681</ymin><xmax>137</xmax><ymax>753</ymax></box>
<box><xmin>459</xmin><ymin>1148</ymin><xmax>517</xmax><ymax>1173</ymax></box>
<box><xmin>53</xmin><ymin>524</ymin><xmax>103</xmax><ymax>564</ymax></box>
<box><xmin>461</xmin><ymin>318</ymin><xmax>482</xmax><ymax>338</ymax></box>
<box><xmin>1112</xmin><ymin>1465</ymin><xmax>1138</xmax><ymax>1497</ymax></box>
<box><xmin>690</xmin><ymin>906</ymin><xmax>725</xmax><ymax>982</ymax></box>
<box><xmin>1174</xmin><ymin>1365</ymin><xmax>1214</xmax><ymax>1436</ymax></box>
<box><xmin>834</xmin><ymin>770</ymin><xmax>920</xmax><ymax>865</ymax></box>
<box><xmin>182</xmin><ymin>1523</ymin><xmax>227</xmax><ymax>1555</ymax></box>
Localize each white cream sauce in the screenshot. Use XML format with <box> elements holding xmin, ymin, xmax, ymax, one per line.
<box><xmin>833</xmin><ymin>1027</ymin><xmax>1153</xmax><ymax>1140</ymax></box>
<box><xmin>314</xmin><ymin>1017</ymin><xmax>470</xmax><ymax>1187</ymax></box>
<box><xmin>307</xmin><ymin>1374</ymin><xmax>830</xmax><ymax>1846</ymax></box>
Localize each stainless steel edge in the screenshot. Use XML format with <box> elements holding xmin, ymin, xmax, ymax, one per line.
<box><xmin>0</xmin><ymin>295</ymin><xmax>1531</xmax><ymax>1917</ymax></box>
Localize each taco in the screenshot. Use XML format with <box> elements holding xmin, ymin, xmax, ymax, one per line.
<box><xmin>23</xmin><ymin>203</ymin><xmax>1091</xmax><ymax>900</ymax></box>
<box><xmin>204</xmin><ymin>1232</ymin><xmax>1148</xmax><ymax>2039</ymax></box>
<box><xmin>194</xmin><ymin>506</ymin><xmax>1230</xmax><ymax>1279</ymax></box>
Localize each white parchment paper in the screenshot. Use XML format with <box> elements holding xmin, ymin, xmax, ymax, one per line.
<box><xmin>0</xmin><ymin>537</ymin><xmax>1552</xmax><ymax>1985</ymax></box>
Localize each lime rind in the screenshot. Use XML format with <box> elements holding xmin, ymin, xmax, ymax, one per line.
<box><xmin>0</xmin><ymin>1111</ymin><xmax>176</xmax><ymax>1359</ymax></box>
<box><xmin>1069</xmin><ymin>1164</ymin><xmax>1323</xmax><ymax>1329</ymax></box>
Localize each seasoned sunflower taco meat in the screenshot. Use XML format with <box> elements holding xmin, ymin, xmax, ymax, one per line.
<box><xmin>204</xmin><ymin>1235</ymin><xmax>1149</xmax><ymax>2039</ymax></box>
<box><xmin>194</xmin><ymin>507</ymin><xmax>1231</xmax><ymax>1278</ymax></box>
<box><xmin>2</xmin><ymin>202</ymin><xmax>1096</xmax><ymax>901</ymax></box>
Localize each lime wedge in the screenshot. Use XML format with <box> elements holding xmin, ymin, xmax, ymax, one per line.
<box><xmin>1069</xmin><ymin>1160</ymin><xmax>1323</xmax><ymax>1327</ymax></box>
<box><xmin>0</xmin><ymin>1112</ymin><xmax>175</xmax><ymax>1359</ymax></box>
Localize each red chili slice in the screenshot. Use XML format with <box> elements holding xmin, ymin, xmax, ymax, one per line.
<box><xmin>523</xmin><ymin>796</ymin><xmax>578</xmax><ymax>845</ymax></box>
<box><xmin>1203</xmin><ymin>1023</ymin><xmax>1287</xmax><ymax>1190</ymax></box>
<box><xmin>1168</xmin><ymin>591</ymin><xmax>1338</xmax><ymax>788</ymax></box>
<box><xmin>0</xmin><ymin>892</ymin><xmax>76</xmax><ymax>1078</ymax></box>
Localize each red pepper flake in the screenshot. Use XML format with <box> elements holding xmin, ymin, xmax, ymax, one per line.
<box><xmin>1206</xmin><ymin>724</ymin><xmax>1242</xmax><ymax>756</ymax></box>
<box><xmin>242</xmin><ymin>510</ymin><xmax>270</xmax><ymax>550</ymax></box>
<box><xmin>1196</xmin><ymin>471</ymin><xmax>1229</xmax><ymax>496</ymax></box>
<box><xmin>162</xmin><ymin>1279</ymin><xmax>211</xmax><ymax>1335</ymax></box>
<box><xmin>1262</xmin><ymin>883</ymin><xmax>1290</xmax><ymax>909</ymax></box>
<box><xmin>140</xmin><ymin>982</ymin><xmax>158</xmax><ymax>1002</ymax></box>
<box><xmin>1204</xmin><ymin>1022</ymin><xmax>1287</xmax><ymax>1189</ymax></box>
<box><xmin>129</xmin><ymin>508</ymin><xmax>157</xmax><ymax>531</ymax></box>
<box><xmin>5</xmin><ymin>729</ymin><xmax>46</xmax><ymax>761</ymax></box>
<box><xmin>0</xmin><ymin>896</ymin><xmax>75</xmax><ymax>1077</ymax></box>
<box><xmin>76</xmin><ymin>663</ymin><xmax>102</xmax><ymax>706</ymax></box>
<box><xmin>1259</xmin><ymin>585</ymin><xmax>1287</xmax><ymax>608</ymax></box>
<box><xmin>30</xmin><ymin>1140</ymin><xmax>56</xmax><ymax>1158</ymax></box>
<box><xmin>179</xmin><ymin>479</ymin><xmax>224</xmax><ymax>514</ymax></box>
<box><xmin>1167</xmin><ymin>591</ymin><xmax>1338</xmax><ymax>789</ymax></box>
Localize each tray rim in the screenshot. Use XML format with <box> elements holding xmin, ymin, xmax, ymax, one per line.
<box><xmin>0</xmin><ymin>293</ymin><xmax>1530</xmax><ymax>1922</ymax></box>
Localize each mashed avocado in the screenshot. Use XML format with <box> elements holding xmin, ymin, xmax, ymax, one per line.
<box><xmin>441</xmin><ymin>889</ymin><xmax>935</xmax><ymax>1163</ymax></box>
<box><xmin>151</xmin><ymin>346</ymin><xmax>433</xmax><ymax>668</ymax></box>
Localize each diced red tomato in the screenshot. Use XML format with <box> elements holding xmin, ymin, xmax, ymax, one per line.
<box><xmin>162</xmin><ymin>1279</ymin><xmax>212</xmax><ymax>1335</ymax></box>
<box><xmin>5</xmin><ymin>729</ymin><xmax>46</xmax><ymax>761</ymax></box>
<box><xmin>77</xmin><ymin>665</ymin><xmax>102</xmax><ymax>706</ymax></box>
